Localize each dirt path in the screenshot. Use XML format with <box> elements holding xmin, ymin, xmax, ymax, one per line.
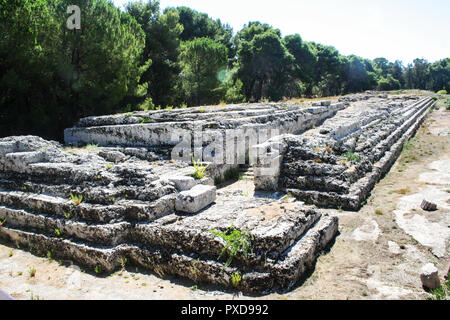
<box><xmin>1</xmin><ymin>103</ymin><xmax>448</xmax><ymax>300</ymax></box>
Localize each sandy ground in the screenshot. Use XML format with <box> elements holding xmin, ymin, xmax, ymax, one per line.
<box><xmin>0</xmin><ymin>101</ymin><xmax>449</xmax><ymax>300</ymax></box>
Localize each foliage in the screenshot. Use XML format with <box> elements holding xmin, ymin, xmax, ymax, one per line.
<box><xmin>342</xmin><ymin>151</ymin><xmax>361</xmax><ymax>163</ymax></box>
<box><xmin>69</xmin><ymin>193</ymin><xmax>83</xmax><ymax>206</ymax></box>
<box><xmin>234</xmin><ymin>22</ymin><xmax>295</xmax><ymax>101</ymax></box>
<box><xmin>0</xmin><ymin>0</ymin><xmax>147</xmax><ymax>141</ymax></box>
<box><xmin>231</xmin><ymin>272</ymin><xmax>242</xmax><ymax>288</ymax></box>
<box><xmin>191</xmin><ymin>155</ymin><xmax>209</xmax><ymax>179</ymax></box>
<box><xmin>208</xmin><ymin>225</ymin><xmax>254</xmax><ymax>268</ymax></box>
<box><xmin>179</xmin><ymin>37</ymin><xmax>228</xmax><ymax>106</ymax></box>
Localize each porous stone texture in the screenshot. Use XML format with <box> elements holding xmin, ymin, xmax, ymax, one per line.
<box><xmin>420</xmin><ymin>263</ymin><xmax>441</xmax><ymax>290</ymax></box>
<box><xmin>254</xmin><ymin>94</ymin><xmax>435</xmax><ymax>210</ymax></box>
<box><xmin>0</xmin><ymin>136</ymin><xmax>338</xmax><ymax>293</ymax></box>
<box><xmin>175</xmin><ymin>184</ymin><xmax>217</xmax><ymax>213</ymax></box>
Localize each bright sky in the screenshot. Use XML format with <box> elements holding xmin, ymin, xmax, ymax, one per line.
<box><xmin>113</xmin><ymin>0</ymin><xmax>450</xmax><ymax>64</ymax></box>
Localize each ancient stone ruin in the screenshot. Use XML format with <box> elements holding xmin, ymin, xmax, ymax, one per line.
<box><xmin>0</xmin><ymin>92</ymin><xmax>435</xmax><ymax>293</ymax></box>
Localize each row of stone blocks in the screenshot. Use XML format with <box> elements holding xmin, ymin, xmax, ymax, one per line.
<box><xmin>64</xmin><ymin>102</ymin><xmax>347</xmax><ymax>148</ymax></box>
<box><xmin>0</xmin><ymin>136</ymin><xmax>338</xmax><ymax>293</ymax></box>
<box><xmin>254</xmin><ymin>96</ymin><xmax>434</xmax><ymax>210</ymax></box>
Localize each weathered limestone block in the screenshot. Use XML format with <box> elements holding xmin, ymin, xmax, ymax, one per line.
<box><xmin>167</xmin><ymin>175</ymin><xmax>197</xmax><ymax>191</ymax></box>
<box><xmin>175</xmin><ymin>184</ymin><xmax>217</xmax><ymax>213</ymax></box>
<box><xmin>420</xmin><ymin>263</ymin><xmax>441</xmax><ymax>290</ymax></box>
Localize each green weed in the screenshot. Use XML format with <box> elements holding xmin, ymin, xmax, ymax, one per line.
<box><xmin>191</xmin><ymin>156</ymin><xmax>209</xmax><ymax>180</ymax></box>
<box><xmin>208</xmin><ymin>225</ymin><xmax>253</xmax><ymax>268</ymax></box>
<box><xmin>69</xmin><ymin>193</ymin><xmax>83</xmax><ymax>206</ymax></box>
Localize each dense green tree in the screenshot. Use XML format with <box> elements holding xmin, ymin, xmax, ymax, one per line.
<box><xmin>126</xmin><ymin>1</ymin><xmax>183</xmax><ymax>107</ymax></box>
<box><xmin>178</xmin><ymin>37</ymin><xmax>228</xmax><ymax>106</ymax></box>
<box><xmin>167</xmin><ymin>6</ymin><xmax>234</xmax><ymax>63</ymax></box>
<box><xmin>234</xmin><ymin>22</ymin><xmax>295</xmax><ymax>101</ymax></box>
<box><xmin>373</xmin><ymin>57</ymin><xmax>390</xmax><ymax>77</ymax></box>
<box><xmin>310</xmin><ymin>43</ymin><xmax>346</xmax><ymax>96</ymax></box>
<box><xmin>428</xmin><ymin>58</ymin><xmax>450</xmax><ymax>92</ymax></box>
<box><xmin>344</xmin><ymin>55</ymin><xmax>377</xmax><ymax>93</ymax></box>
<box><xmin>0</xmin><ymin>0</ymin><xmax>147</xmax><ymax>140</ymax></box>
<box><xmin>283</xmin><ymin>34</ymin><xmax>317</xmax><ymax>97</ymax></box>
<box><xmin>377</xmin><ymin>74</ymin><xmax>401</xmax><ymax>91</ymax></box>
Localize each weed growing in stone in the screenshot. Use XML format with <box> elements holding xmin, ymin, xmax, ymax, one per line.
<box><xmin>208</xmin><ymin>225</ymin><xmax>254</xmax><ymax>268</ymax></box>
<box><xmin>139</xmin><ymin>117</ymin><xmax>152</xmax><ymax>124</ymax></box>
<box><xmin>29</xmin><ymin>267</ymin><xmax>36</xmax><ymax>277</ymax></box>
<box><xmin>0</xmin><ymin>218</ymin><xmax>6</xmax><ymax>227</ymax></box>
<box><xmin>191</xmin><ymin>156</ymin><xmax>209</xmax><ymax>180</ymax></box>
<box><xmin>69</xmin><ymin>193</ymin><xmax>83</xmax><ymax>206</ymax></box>
<box><xmin>231</xmin><ymin>272</ymin><xmax>242</xmax><ymax>288</ymax></box>
<box><xmin>64</xmin><ymin>212</ymin><xmax>72</xmax><ymax>219</ymax></box>
<box><xmin>54</xmin><ymin>228</ymin><xmax>62</xmax><ymax>237</ymax></box>
<box><xmin>94</xmin><ymin>265</ymin><xmax>103</xmax><ymax>274</ymax></box>
<box><xmin>342</xmin><ymin>152</ymin><xmax>361</xmax><ymax>163</ymax></box>
<box><xmin>214</xmin><ymin>176</ymin><xmax>222</xmax><ymax>185</ymax></box>
<box><xmin>120</xmin><ymin>257</ymin><xmax>127</xmax><ymax>270</ymax></box>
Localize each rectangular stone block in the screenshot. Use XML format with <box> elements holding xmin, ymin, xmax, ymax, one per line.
<box><xmin>167</xmin><ymin>175</ymin><xmax>197</xmax><ymax>191</ymax></box>
<box><xmin>175</xmin><ymin>184</ymin><xmax>216</xmax><ymax>214</ymax></box>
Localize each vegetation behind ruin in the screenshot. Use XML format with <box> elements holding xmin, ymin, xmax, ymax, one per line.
<box><xmin>1</xmin><ymin>0</ymin><xmax>449</xmax><ymax>141</ymax></box>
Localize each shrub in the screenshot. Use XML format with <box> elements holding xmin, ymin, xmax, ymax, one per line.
<box><xmin>191</xmin><ymin>156</ymin><xmax>209</xmax><ymax>180</ymax></box>
<box><xmin>437</xmin><ymin>90</ymin><xmax>447</xmax><ymax>95</ymax></box>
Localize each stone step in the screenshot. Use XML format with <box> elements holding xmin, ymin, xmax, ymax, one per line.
<box><xmin>0</xmin><ymin>178</ymin><xmax>176</xmax><ymax>206</ymax></box>
<box><xmin>0</xmin><ymin>205</ymin><xmax>130</xmax><ymax>246</ymax></box>
<box><xmin>0</xmin><ymin>210</ymin><xmax>338</xmax><ymax>293</ymax></box>
<box><xmin>135</xmin><ymin>200</ymin><xmax>324</xmax><ymax>266</ymax></box>
<box><xmin>0</xmin><ymin>190</ymin><xmax>175</xmax><ymax>223</ymax></box>
<box><xmin>287</xmin><ymin>98</ymin><xmax>433</xmax><ymax>210</ymax></box>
